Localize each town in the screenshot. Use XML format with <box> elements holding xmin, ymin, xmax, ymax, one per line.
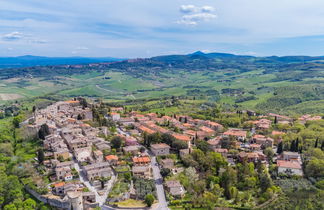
<box><xmin>21</xmin><ymin>98</ymin><xmax>323</xmax><ymax>210</ymax></box>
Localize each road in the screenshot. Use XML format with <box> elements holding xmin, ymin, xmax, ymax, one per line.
<box><xmin>73</xmin><ymin>158</ymin><xmax>116</xmax><ymax>206</ymax></box>
<box><xmin>116</xmin><ymin>127</ymin><xmax>169</xmax><ymax>210</ymax></box>
<box><xmin>150</xmin><ymin>155</ymin><xmax>169</xmax><ymax>210</ymax></box>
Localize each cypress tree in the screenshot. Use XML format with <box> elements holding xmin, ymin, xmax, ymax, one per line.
<box><xmin>315</xmin><ymin>138</ymin><xmax>318</xmax><ymax>148</ymax></box>
<box><xmin>295</xmin><ymin>138</ymin><xmax>299</xmax><ymax>152</ymax></box>
<box><xmin>290</xmin><ymin>140</ymin><xmax>296</xmax><ymax>152</ymax></box>
<box><xmin>277</xmin><ymin>141</ymin><xmax>283</xmax><ymax>154</ymax></box>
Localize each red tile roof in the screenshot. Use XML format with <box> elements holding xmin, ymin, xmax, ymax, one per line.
<box><xmin>277</xmin><ymin>160</ymin><xmax>302</xmax><ymax>169</ymax></box>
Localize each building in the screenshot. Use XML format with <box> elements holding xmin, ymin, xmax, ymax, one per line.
<box><xmin>165</xmin><ymin>180</ymin><xmax>185</xmax><ymax>198</ymax></box>
<box><xmin>83</xmin><ymin>162</ymin><xmax>112</xmax><ymax>181</ymax></box>
<box><xmin>123</xmin><ymin>145</ymin><xmax>141</xmax><ymax>155</ymax></box>
<box><xmin>111</xmin><ymin>112</ymin><xmax>121</xmax><ymax>121</ymax></box>
<box><xmin>132</xmin><ymin>165</ymin><xmax>152</xmax><ymax>179</ymax></box>
<box><xmin>282</xmin><ymin>151</ymin><xmax>301</xmax><ymax>162</ymax></box>
<box><xmin>150</xmin><ymin>143</ymin><xmax>170</xmax><ymax>156</ymax></box>
<box><xmin>252</xmin><ymin>134</ymin><xmax>273</xmax><ymax>148</ymax></box>
<box><xmin>161</xmin><ymin>158</ymin><xmax>174</xmax><ymax>169</ymax></box>
<box><xmin>133</xmin><ymin>156</ymin><xmax>151</xmax><ymax>166</ymax></box>
<box><xmin>105</xmin><ymin>155</ymin><xmax>119</xmax><ymax>165</ymax></box>
<box><xmin>277</xmin><ymin>160</ymin><xmax>303</xmax><ymax>176</ymax></box>
<box><xmin>223</xmin><ymin>129</ymin><xmax>247</xmax><ymax>141</ymax></box>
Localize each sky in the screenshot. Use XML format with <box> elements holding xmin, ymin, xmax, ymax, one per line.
<box><xmin>2</xmin><ymin>0</ymin><xmax>324</xmax><ymax>58</ymax></box>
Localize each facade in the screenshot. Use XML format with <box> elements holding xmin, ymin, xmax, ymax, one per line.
<box><xmin>150</xmin><ymin>143</ymin><xmax>170</xmax><ymax>156</ymax></box>
<box><xmin>277</xmin><ymin>160</ymin><xmax>303</xmax><ymax>176</ymax></box>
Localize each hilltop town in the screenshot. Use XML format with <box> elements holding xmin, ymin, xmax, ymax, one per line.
<box><xmin>16</xmin><ymin>97</ymin><xmax>323</xmax><ymax>209</ymax></box>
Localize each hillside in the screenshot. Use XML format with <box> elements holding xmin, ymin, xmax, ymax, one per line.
<box><xmin>0</xmin><ymin>55</ymin><xmax>123</xmax><ymax>69</ymax></box>
<box><xmin>0</xmin><ymin>52</ymin><xmax>324</xmax><ymax>114</ymax></box>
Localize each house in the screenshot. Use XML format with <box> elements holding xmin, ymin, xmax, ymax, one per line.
<box><xmin>93</xmin><ymin>150</ymin><xmax>103</xmax><ymax>162</ymax></box>
<box><xmin>179</xmin><ymin>149</ymin><xmax>190</xmax><ymax>158</ymax></box>
<box><xmin>207</xmin><ymin>138</ymin><xmax>221</xmax><ymax>150</ymax></box>
<box><xmin>165</xmin><ymin>180</ymin><xmax>185</xmax><ymax>198</ymax></box>
<box><xmin>203</xmin><ymin>120</ymin><xmax>223</xmax><ymax>131</ymax></box>
<box><xmin>223</xmin><ymin>129</ymin><xmax>247</xmax><ymax>141</ymax></box>
<box><xmin>214</xmin><ymin>148</ymin><xmax>228</xmax><ymax>158</ymax></box>
<box><xmin>105</xmin><ymin>155</ymin><xmax>119</xmax><ymax>165</ymax></box>
<box><xmin>252</xmin><ymin>134</ymin><xmax>273</xmax><ymax>148</ymax></box>
<box><xmin>238</xmin><ymin>151</ymin><xmax>266</xmax><ymax>163</ymax></box>
<box><xmin>199</xmin><ymin>126</ymin><xmax>216</xmax><ymax>136</ymax></box>
<box><xmin>123</xmin><ymin>145</ymin><xmax>141</xmax><ymax>155</ymax></box>
<box><xmin>53</xmin><ymin>182</ymin><xmax>65</xmax><ymax>195</ymax></box>
<box><xmin>282</xmin><ymin>151</ymin><xmax>301</xmax><ymax>162</ymax></box>
<box><xmin>172</xmin><ymin>133</ymin><xmax>191</xmax><ymax>148</ymax></box>
<box><xmin>83</xmin><ymin>162</ymin><xmax>112</xmax><ymax>181</ymax></box>
<box><xmin>111</xmin><ymin>112</ymin><xmax>120</xmax><ymax>121</ymax></box>
<box><xmin>277</xmin><ymin>160</ymin><xmax>303</xmax><ymax>176</ymax></box>
<box><xmin>55</xmin><ymin>167</ymin><xmax>72</xmax><ymax>181</ymax></box>
<box><xmin>150</xmin><ymin>143</ymin><xmax>170</xmax><ymax>156</ymax></box>
<box><xmin>132</xmin><ymin>165</ymin><xmax>152</xmax><ymax>179</ymax></box>
<box><xmin>125</xmin><ymin>136</ymin><xmax>138</xmax><ymax>146</ymax></box>
<box><xmin>74</xmin><ymin>147</ymin><xmax>92</xmax><ymax>162</ymax></box>
<box><xmin>161</xmin><ymin>158</ymin><xmax>174</xmax><ymax>169</ymax></box>
<box><xmin>133</xmin><ymin>156</ymin><xmax>151</xmax><ymax>166</ymax></box>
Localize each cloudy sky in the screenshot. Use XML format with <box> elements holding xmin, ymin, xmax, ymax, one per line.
<box><xmin>1</xmin><ymin>0</ymin><xmax>324</xmax><ymax>57</ymax></box>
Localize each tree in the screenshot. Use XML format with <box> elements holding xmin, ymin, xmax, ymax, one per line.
<box><xmin>12</xmin><ymin>116</ymin><xmax>22</xmax><ymax>128</ymax></box>
<box><xmin>259</xmin><ymin>173</ymin><xmax>273</xmax><ymax>192</ymax></box>
<box><xmin>277</xmin><ymin>141</ymin><xmax>283</xmax><ymax>154</ymax></box>
<box><xmin>160</xmin><ymin>168</ymin><xmax>171</xmax><ymax>178</ymax></box>
<box><xmin>172</xmin><ymin>140</ymin><xmax>188</xmax><ymax>151</ymax></box>
<box><xmin>37</xmin><ymin>149</ymin><xmax>45</xmax><ymax>164</ymax></box>
<box><xmin>274</xmin><ymin>116</ymin><xmax>278</xmax><ymax>124</ymax></box>
<box><xmin>315</xmin><ymin>138</ymin><xmax>319</xmax><ymax>148</ymax></box>
<box><xmin>111</xmin><ymin>136</ymin><xmax>123</xmax><ymax>150</ymax></box>
<box><xmin>264</xmin><ymin>147</ymin><xmax>274</xmax><ymax>162</ymax></box>
<box><xmin>161</xmin><ymin>133</ymin><xmax>175</xmax><ymax>145</ymax></box>
<box><xmin>123</xmin><ymin>172</ymin><xmax>131</xmax><ymax>182</ymax></box>
<box><xmin>38</xmin><ymin>124</ymin><xmax>50</xmax><ymax>140</ymax></box>
<box><xmin>290</xmin><ymin>140</ymin><xmax>296</xmax><ymax>152</ymax></box>
<box><xmin>22</xmin><ymin>199</ymin><xmax>36</xmax><ymax>210</ymax></box>
<box><xmin>144</xmin><ymin>194</ymin><xmax>155</xmax><ymax>207</ymax></box>
<box><xmin>196</xmin><ymin>140</ymin><xmax>210</xmax><ymax>153</ymax></box>
<box><xmin>32</xmin><ymin>106</ymin><xmax>36</xmax><ymax>113</ymax></box>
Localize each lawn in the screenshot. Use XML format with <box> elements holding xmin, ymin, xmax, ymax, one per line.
<box><xmin>114</xmin><ymin>199</ymin><xmax>147</xmax><ymax>208</ymax></box>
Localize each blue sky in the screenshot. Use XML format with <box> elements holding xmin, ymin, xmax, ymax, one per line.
<box><xmin>1</xmin><ymin>0</ymin><xmax>324</xmax><ymax>57</ymax></box>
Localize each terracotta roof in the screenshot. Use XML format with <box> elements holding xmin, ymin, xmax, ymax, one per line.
<box><xmin>138</xmin><ymin>125</ymin><xmax>155</xmax><ymax>134</ymax></box>
<box><xmin>105</xmin><ymin>155</ymin><xmax>118</xmax><ymax>161</ymax></box>
<box><xmin>133</xmin><ymin>156</ymin><xmax>151</xmax><ymax>163</ymax></box>
<box><xmin>54</xmin><ymin>182</ymin><xmax>65</xmax><ymax>188</ymax></box>
<box><xmin>214</xmin><ymin>148</ymin><xmax>228</xmax><ymax>153</ymax></box>
<box><xmin>200</xmin><ymin>126</ymin><xmax>215</xmax><ymax>133</ymax></box>
<box><xmin>65</xmin><ymin>100</ymin><xmax>79</xmax><ymax>104</ymax></box>
<box><xmin>172</xmin><ymin>133</ymin><xmax>191</xmax><ymax>142</ymax></box>
<box><xmin>223</xmin><ymin>129</ymin><xmax>247</xmax><ymax>138</ymax></box>
<box><xmin>277</xmin><ymin>160</ymin><xmax>302</xmax><ymax>169</ymax></box>
<box><xmin>272</xmin><ymin>130</ymin><xmax>285</xmax><ymax>135</ymax></box>
<box><xmin>253</xmin><ymin>134</ymin><xmax>266</xmax><ymax>139</ymax></box>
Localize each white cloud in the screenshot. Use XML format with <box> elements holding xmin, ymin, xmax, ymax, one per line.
<box><xmin>2</xmin><ymin>31</ymin><xmax>24</xmax><ymax>40</ymax></box>
<box><xmin>178</xmin><ymin>5</ymin><xmax>217</xmax><ymax>25</ymax></box>
<box><xmin>201</xmin><ymin>6</ymin><xmax>215</xmax><ymax>13</ymax></box>
<box><xmin>178</xmin><ymin>13</ymin><xmax>217</xmax><ymax>25</ymax></box>
<box><xmin>180</xmin><ymin>5</ymin><xmax>198</xmax><ymax>13</ymax></box>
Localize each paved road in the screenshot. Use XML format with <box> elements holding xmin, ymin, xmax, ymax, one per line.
<box><xmin>73</xmin><ymin>159</ymin><xmax>116</xmax><ymax>206</ymax></box>
<box><xmin>150</xmin><ymin>155</ymin><xmax>169</xmax><ymax>210</ymax></box>
<box><xmin>117</xmin><ymin>127</ymin><xmax>169</xmax><ymax>210</ymax></box>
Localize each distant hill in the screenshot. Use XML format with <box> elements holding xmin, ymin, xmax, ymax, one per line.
<box><xmin>0</xmin><ymin>51</ymin><xmax>324</xmax><ymax>114</ymax></box>
<box><xmin>0</xmin><ymin>55</ymin><xmax>124</xmax><ymax>69</ymax></box>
